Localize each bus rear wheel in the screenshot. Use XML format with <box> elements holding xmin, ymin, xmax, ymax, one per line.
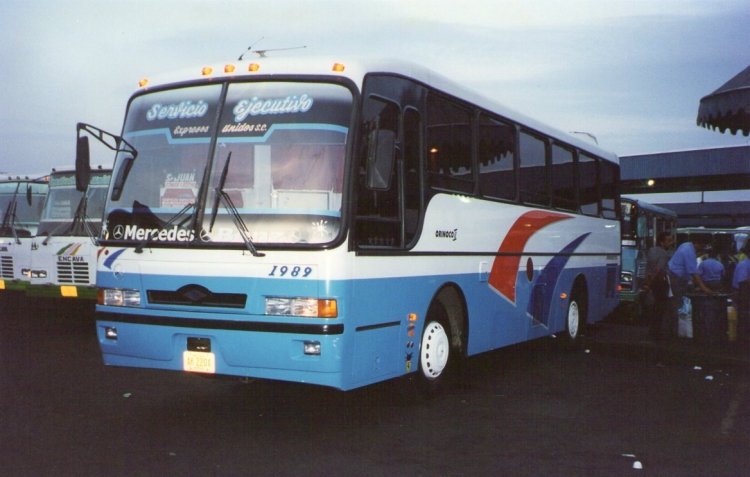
<box><xmin>563</xmin><ymin>288</ymin><xmax>586</xmax><ymax>346</ymax></box>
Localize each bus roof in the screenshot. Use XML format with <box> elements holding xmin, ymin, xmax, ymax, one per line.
<box><xmin>49</xmin><ymin>165</ymin><xmax>112</xmax><ymax>174</ymax></box>
<box><xmin>622</xmin><ymin>198</ymin><xmax>677</xmax><ymax>218</ymax></box>
<box><xmin>1</xmin><ymin>174</ymin><xmax>49</xmax><ymax>183</ymax></box>
<box><xmin>135</xmin><ymin>56</ymin><xmax>619</xmax><ymax>165</ymax></box>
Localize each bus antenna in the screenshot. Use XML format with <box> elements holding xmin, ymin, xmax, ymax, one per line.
<box><xmin>253</xmin><ymin>45</ymin><xmax>307</xmax><ymax>58</ymax></box>
<box><xmin>237</xmin><ymin>36</ymin><xmax>265</xmax><ymax>61</ymax></box>
<box><xmin>238</xmin><ymin>38</ymin><xmax>307</xmax><ymax>60</ymax></box>
<box><xmin>569</xmin><ymin>131</ymin><xmax>599</xmax><ymax>144</ymax></box>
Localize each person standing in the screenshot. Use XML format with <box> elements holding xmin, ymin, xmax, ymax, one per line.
<box><xmin>667</xmin><ymin>236</ymin><xmax>714</xmax><ymax>338</ymax></box>
<box><xmin>698</xmin><ymin>246</ymin><xmax>725</xmax><ymax>291</ymax></box>
<box><xmin>644</xmin><ymin>232</ymin><xmax>673</xmax><ymax>341</ymax></box>
<box><xmin>731</xmin><ymin>248</ymin><xmax>750</xmax><ymax>346</ymax></box>
<box><xmin>695</xmin><ymin>245</ymin><xmax>726</xmax><ymax>343</ymax></box>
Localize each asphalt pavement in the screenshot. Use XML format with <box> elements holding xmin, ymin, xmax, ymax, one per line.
<box><xmin>587</xmin><ymin>318</ymin><xmax>750</xmax><ymax>369</ymax></box>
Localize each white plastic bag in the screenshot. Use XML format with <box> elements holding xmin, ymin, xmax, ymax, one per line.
<box><xmin>678</xmin><ymin>296</ymin><xmax>693</xmax><ymax>338</ymax></box>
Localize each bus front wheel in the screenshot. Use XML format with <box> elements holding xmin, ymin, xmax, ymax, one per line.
<box><xmin>415</xmin><ymin>300</ymin><xmax>461</xmax><ymax>397</ymax></box>
<box><xmin>419</xmin><ymin>320</ymin><xmax>451</xmax><ymax>381</ymax></box>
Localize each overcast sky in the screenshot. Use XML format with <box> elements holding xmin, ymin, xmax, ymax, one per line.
<box><xmin>1</xmin><ymin>0</ymin><xmax>748</xmax><ymax>174</ymax></box>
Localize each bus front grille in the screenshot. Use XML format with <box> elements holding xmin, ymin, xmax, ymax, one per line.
<box><xmin>0</xmin><ymin>256</ymin><xmax>13</xmax><ymax>279</ymax></box>
<box><xmin>57</xmin><ymin>261</ymin><xmax>90</xmax><ymax>284</ymax></box>
<box><xmin>147</xmin><ymin>289</ymin><xmax>247</xmax><ymax>308</ymax></box>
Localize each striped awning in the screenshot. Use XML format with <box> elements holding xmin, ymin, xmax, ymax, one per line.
<box><xmin>697</xmin><ymin>64</ymin><xmax>750</xmax><ymax>136</ymax></box>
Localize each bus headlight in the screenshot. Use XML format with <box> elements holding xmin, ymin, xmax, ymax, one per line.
<box><xmin>619</xmin><ymin>272</ymin><xmax>633</xmax><ymax>291</ymax></box>
<box><xmin>265</xmin><ymin>297</ymin><xmax>338</xmax><ymax>318</ymax></box>
<box><xmin>99</xmin><ymin>288</ymin><xmax>141</xmax><ymax>307</ymax></box>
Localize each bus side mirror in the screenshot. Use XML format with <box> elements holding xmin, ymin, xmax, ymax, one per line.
<box><xmin>76</xmin><ymin>135</ymin><xmax>91</xmax><ymax>192</ymax></box>
<box><xmin>366</xmin><ymin>129</ymin><xmax>396</xmax><ymax>190</ymax></box>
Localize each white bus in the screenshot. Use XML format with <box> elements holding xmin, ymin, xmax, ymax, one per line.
<box><xmin>79</xmin><ymin>57</ymin><xmax>621</xmax><ymax>392</ymax></box>
<box><xmin>0</xmin><ymin>174</ymin><xmax>48</xmax><ymax>296</ymax></box>
<box><xmin>26</xmin><ymin>166</ymin><xmax>111</xmax><ymax>300</ymax></box>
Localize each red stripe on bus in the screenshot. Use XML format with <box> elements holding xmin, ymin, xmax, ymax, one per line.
<box><xmin>488</xmin><ymin>210</ymin><xmax>572</xmax><ymax>303</ymax></box>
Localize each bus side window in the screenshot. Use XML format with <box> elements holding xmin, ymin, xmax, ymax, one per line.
<box><xmin>425</xmin><ymin>93</ymin><xmax>473</xmax><ymax>195</ymax></box>
<box><xmin>578</xmin><ymin>153</ymin><xmax>600</xmax><ymax>216</ymax></box>
<box><xmin>354</xmin><ymin>95</ymin><xmax>401</xmax><ymax>248</ymax></box>
<box><xmin>519</xmin><ymin>131</ymin><xmax>549</xmax><ymax>206</ymax></box>
<box><xmin>551</xmin><ymin>143</ymin><xmax>577</xmax><ymax>211</ymax></box>
<box><xmin>478</xmin><ymin>114</ymin><xmax>516</xmax><ymax>201</ymax></box>
<box><xmin>600</xmin><ymin>159</ymin><xmax>620</xmax><ymax>219</ymax></box>
<box><xmin>403</xmin><ymin>107</ymin><xmax>422</xmax><ymax>245</ymax></box>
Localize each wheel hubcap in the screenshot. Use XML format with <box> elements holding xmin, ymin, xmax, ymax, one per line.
<box><xmin>420</xmin><ymin>321</ymin><xmax>450</xmax><ymax>380</ymax></box>
<box><xmin>568</xmin><ymin>300</ymin><xmax>580</xmax><ymax>338</ymax></box>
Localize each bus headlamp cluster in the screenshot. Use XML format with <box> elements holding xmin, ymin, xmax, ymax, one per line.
<box><xmin>99</xmin><ymin>288</ymin><xmax>141</xmax><ymax>307</ymax></box>
<box><xmin>620</xmin><ymin>272</ymin><xmax>633</xmax><ymax>291</ymax></box>
<box><xmin>265</xmin><ymin>297</ymin><xmax>337</xmax><ymax>318</ymax></box>
<box><xmin>22</xmin><ymin>268</ymin><xmax>47</xmax><ymax>278</ymax></box>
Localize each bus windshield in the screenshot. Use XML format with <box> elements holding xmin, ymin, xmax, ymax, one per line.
<box><xmin>37</xmin><ymin>171</ymin><xmax>110</xmax><ymax>237</ymax></box>
<box><xmin>103</xmin><ymin>81</ymin><xmax>351</xmax><ymax>246</ymax></box>
<box><xmin>0</xmin><ymin>181</ymin><xmax>47</xmax><ymax>237</ymax></box>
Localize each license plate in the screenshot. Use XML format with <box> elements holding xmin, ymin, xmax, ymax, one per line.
<box><xmin>183</xmin><ymin>351</ymin><xmax>215</xmax><ymax>373</ymax></box>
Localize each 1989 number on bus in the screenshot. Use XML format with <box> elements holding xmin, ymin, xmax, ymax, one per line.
<box><xmin>268</xmin><ymin>265</ymin><xmax>313</xmax><ymax>278</ymax></box>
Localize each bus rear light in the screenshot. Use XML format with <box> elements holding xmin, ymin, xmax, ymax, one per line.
<box><xmin>332</xmin><ymin>63</ymin><xmax>346</xmax><ymax>72</ymax></box>
<box><xmin>99</xmin><ymin>287</ymin><xmax>141</xmax><ymax>307</ymax></box>
<box><xmin>201</xmin><ymin>66</ymin><xmax>213</xmax><ymax>76</ymax></box>
<box><xmin>224</xmin><ymin>64</ymin><xmax>236</xmax><ymax>73</ymax></box>
<box><xmin>248</xmin><ymin>63</ymin><xmax>260</xmax><ymax>72</ymax></box>
<box><xmin>265</xmin><ymin>297</ymin><xmax>338</xmax><ymax>318</ymax></box>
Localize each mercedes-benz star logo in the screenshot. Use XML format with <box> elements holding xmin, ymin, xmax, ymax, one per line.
<box><xmin>112</xmin><ymin>225</ymin><xmax>125</xmax><ymax>240</ymax></box>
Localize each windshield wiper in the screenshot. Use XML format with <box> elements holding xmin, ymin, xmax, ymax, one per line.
<box><xmin>1</xmin><ymin>200</ymin><xmax>21</xmax><ymax>244</ymax></box>
<box><xmin>133</xmin><ymin>202</ymin><xmax>196</xmax><ymax>254</ymax></box>
<box><xmin>209</xmin><ymin>152</ymin><xmax>264</xmax><ymax>257</ymax></box>
<box><xmin>42</xmin><ymin>193</ymin><xmax>97</xmax><ymax>245</ymax></box>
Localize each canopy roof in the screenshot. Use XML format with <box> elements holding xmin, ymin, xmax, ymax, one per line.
<box><xmin>697</xmin><ymin>64</ymin><xmax>750</xmax><ymax>136</ymax></box>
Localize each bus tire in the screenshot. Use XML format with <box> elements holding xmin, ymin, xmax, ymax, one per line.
<box><xmin>563</xmin><ymin>285</ymin><xmax>587</xmax><ymax>346</ymax></box>
<box><xmin>415</xmin><ymin>300</ymin><xmax>462</xmax><ymax>397</ymax></box>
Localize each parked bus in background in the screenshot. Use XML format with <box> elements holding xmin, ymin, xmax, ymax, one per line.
<box><xmin>0</xmin><ymin>174</ymin><xmax>48</xmax><ymax>297</ymax></box>
<box><xmin>78</xmin><ymin>57</ymin><xmax>621</xmax><ymax>392</ymax></box>
<box><xmin>618</xmin><ymin>198</ymin><xmax>677</xmax><ymax>319</ymax></box>
<box><xmin>26</xmin><ymin>166</ymin><xmax>112</xmax><ymax>301</ymax></box>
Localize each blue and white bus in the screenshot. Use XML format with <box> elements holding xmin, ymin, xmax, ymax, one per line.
<box><xmin>26</xmin><ymin>166</ymin><xmax>112</xmax><ymax>300</ymax></box>
<box><xmin>618</xmin><ymin>198</ymin><xmax>677</xmax><ymax>318</ymax></box>
<box><xmin>79</xmin><ymin>57</ymin><xmax>621</xmax><ymax>391</ymax></box>
<box><xmin>0</xmin><ymin>174</ymin><xmax>48</xmax><ymax>296</ymax></box>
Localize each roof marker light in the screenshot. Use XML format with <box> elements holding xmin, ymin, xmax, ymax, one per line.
<box><xmin>138</xmin><ymin>78</ymin><xmax>149</xmax><ymax>88</ymax></box>
<box><xmin>332</xmin><ymin>63</ymin><xmax>345</xmax><ymax>72</ymax></box>
<box><xmin>224</xmin><ymin>64</ymin><xmax>236</xmax><ymax>73</ymax></box>
<box><xmin>201</xmin><ymin>66</ymin><xmax>213</xmax><ymax>76</ymax></box>
<box><xmin>248</xmin><ymin>63</ymin><xmax>260</xmax><ymax>72</ymax></box>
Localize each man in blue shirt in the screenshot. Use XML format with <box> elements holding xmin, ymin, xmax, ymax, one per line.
<box><xmin>668</xmin><ymin>236</ymin><xmax>714</xmax><ymax>338</ymax></box>
<box><xmin>693</xmin><ymin>245</ymin><xmax>726</xmax><ymax>343</ymax></box>
<box><xmin>668</xmin><ymin>237</ymin><xmax>714</xmax><ymax>296</ymax></box>
<box><xmin>698</xmin><ymin>247</ymin><xmax>725</xmax><ymax>291</ymax></box>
